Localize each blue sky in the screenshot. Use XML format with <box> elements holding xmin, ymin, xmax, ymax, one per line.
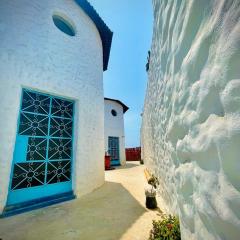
<box><xmin>89</xmin><ymin>0</ymin><xmax>153</xmax><ymax>147</ymax></box>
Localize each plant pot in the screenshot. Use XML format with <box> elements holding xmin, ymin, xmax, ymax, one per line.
<box><xmin>146</xmin><ymin>196</ymin><xmax>157</xmax><ymax>209</ymax></box>
<box><xmin>105</xmin><ymin>155</ymin><xmax>111</xmax><ymax>170</ymax></box>
<box><xmin>145</xmin><ymin>187</ymin><xmax>157</xmax><ymax>209</ymax></box>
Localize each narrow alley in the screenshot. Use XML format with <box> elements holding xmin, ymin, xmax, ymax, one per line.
<box><xmin>0</xmin><ymin>162</ymin><xmax>161</xmax><ymax>240</ymax></box>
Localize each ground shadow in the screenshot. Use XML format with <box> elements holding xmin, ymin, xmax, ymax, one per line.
<box><xmin>0</xmin><ymin>181</ymin><xmax>146</xmax><ymax>240</ymax></box>
<box><xmin>115</xmin><ymin>162</ymin><xmax>140</xmax><ymax>170</ymax></box>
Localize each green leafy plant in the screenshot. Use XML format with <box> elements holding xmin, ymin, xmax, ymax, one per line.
<box><xmin>149</xmin><ymin>215</ymin><xmax>181</xmax><ymax>240</ymax></box>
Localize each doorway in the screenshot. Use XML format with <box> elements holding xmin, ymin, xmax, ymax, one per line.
<box><xmin>7</xmin><ymin>89</ymin><xmax>74</xmax><ymax>208</ymax></box>
<box><xmin>108</xmin><ymin>136</ymin><xmax>120</xmax><ymax>166</ymax></box>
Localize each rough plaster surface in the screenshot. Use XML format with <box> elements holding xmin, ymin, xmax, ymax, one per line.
<box><xmin>0</xmin><ymin>0</ymin><xmax>105</xmax><ymax>213</ymax></box>
<box><xmin>141</xmin><ymin>0</ymin><xmax>240</xmax><ymax>239</ymax></box>
<box><xmin>104</xmin><ymin>100</ymin><xmax>126</xmax><ymax>165</ymax></box>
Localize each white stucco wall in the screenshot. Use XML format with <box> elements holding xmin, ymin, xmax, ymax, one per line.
<box><xmin>142</xmin><ymin>0</ymin><xmax>240</xmax><ymax>239</ymax></box>
<box><xmin>0</xmin><ymin>0</ymin><xmax>105</xmax><ymax>214</ymax></box>
<box><xmin>104</xmin><ymin>100</ymin><xmax>126</xmax><ymax>165</ymax></box>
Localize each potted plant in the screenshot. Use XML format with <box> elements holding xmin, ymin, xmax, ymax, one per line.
<box><xmin>149</xmin><ymin>215</ymin><xmax>181</xmax><ymax>240</ymax></box>
<box><xmin>145</xmin><ymin>174</ymin><xmax>159</xmax><ymax>209</ymax></box>
<box><xmin>104</xmin><ymin>151</ymin><xmax>111</xmax><ymax>170</ymax></box>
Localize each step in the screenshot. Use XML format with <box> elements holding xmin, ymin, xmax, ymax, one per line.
<box><xmin>1</xmin><ymin>191</ymin><xmax>76</xmax><ymax>218</ymax></box>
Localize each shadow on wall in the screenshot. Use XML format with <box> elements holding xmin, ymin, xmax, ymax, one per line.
<box><xmin>0</xmin><ymin>181</ymin><xmax>146</xmax><ymax>240</ymax></box>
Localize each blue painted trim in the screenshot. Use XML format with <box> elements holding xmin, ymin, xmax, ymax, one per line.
<box><xmin>1</xmin><ymin>191</ymin><xmax>75</xmax><ymax>218</ymax></box>
<box><xmin>108</xmin><ymin>136</ymin><xmax>120</xmax><ymax>166</ymax></box>
<box><xmin>6</xmin><ymin>88</ymin><xmax>75</xmax><ymax>206</ymax></box>
<box><xmin>111</xmin><ymin>161</ymin><xmax>121</xmax><ymax>166</ymax></box>
<box><xmin>75</xmin><ymin>0</ymin><xmax>113</xmax><ymax>71</ymax></box>
<box><xmin>6</xmin><ymin>89</ymin><xmax>24</xmax><ymax>202</ymax></box>
<box><xmin>18</xmin><ymin>110</ymin><xmax>73</xmax><ymax>120</ymax></box>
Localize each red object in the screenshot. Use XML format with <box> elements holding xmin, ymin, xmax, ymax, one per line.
<box><xmin>125</xmin><ymin>147</ymin><xmax>141</xmax><ymax>161</ymax></box>
<box><xmin>105</xmin><ymin>155</ymin><xmax>111</xmax><ymax>170</ymax></box>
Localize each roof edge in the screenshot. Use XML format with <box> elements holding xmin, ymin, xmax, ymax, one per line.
<box><xmin>104</xmin><ymin>97</ymin><xmax>129</xmax><ymax>113</ymax></box>
<box><xmin>75</xmin><ymin>0</ymin><xmax>113</xmax><ymax>71</ymax></box>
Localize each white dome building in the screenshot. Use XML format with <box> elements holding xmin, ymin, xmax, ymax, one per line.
<box><xmin>0</xmin><ymin>0</ymin><xmax>112</xmax><ymax>216</ymax></box>
<box><xmin>104</xmin><ymin>98</ymin><xmax>129</xmax><ymax>166</ymax></box>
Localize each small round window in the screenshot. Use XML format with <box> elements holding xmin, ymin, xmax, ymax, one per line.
<box><xmin>52</xmin><ymin>14</ymin><xmax>75</xmax><ymax>36</ymax></box>
<box><xmin>111</xmin><ymin>109</ymin><xmax>117</xmax><ymax>117</ymax></box>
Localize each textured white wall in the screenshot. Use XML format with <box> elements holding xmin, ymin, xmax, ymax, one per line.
<box><xmin>142</xmin><ymin>0</ymin><xmax>240</xmax><ymax>239</ymax></box>
<box><xmin>104</xmin><ymin>100</ymin><xmax>126</xmax><ymax>165</ymax></box>
<box><xmin>0</xmin><ymin>0</ymin><xmax>105</xmax><ymax>214</ymax></box>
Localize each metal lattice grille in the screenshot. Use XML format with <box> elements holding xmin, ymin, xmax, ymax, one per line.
<box><xmin>108</xmin><ymin>137</ymin><xmax>119</xmax><ymax>161</ymax></box>
<box><xmin>11</xmin><ymin>162</ymin><xmax>46</xmax><ymax>190</ymax></box>
<box><xmin>11</xmin><ymin>89</ymin><xmax>74</xmax><ymax>190</ymax></box>
<box><xmin>47</xmin><ymin>161</ymin><xmax>71</xmax><ymax>184</ymax></box>
<box><xmin>27</xmin><ymin>137</ymin><xmax>47</xmax><ymax>161</ymax></box>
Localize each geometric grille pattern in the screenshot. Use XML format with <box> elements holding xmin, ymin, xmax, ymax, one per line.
<box><xmin>11</xmin><ymin>89</ymin><xmax>74</xmax><ymax>190</ymax></box>
<box><xmin>48</xmin><ymin>138</ymin><xmax>72</xmax><ymax>160</ymax></box>
<box><xmin>27</xmin><ymin>137</ymin><xmax>47</xmax><ymax>161</ymax></box>
<box><xmin>51</xmin><ymin>98</ymin><xmax>73</xmax><ymax>118</ymax></box>
<box><xmin>47</xmin><ymin>161</ymin><xmax>71</xmax><ymax>184</ymax></box>
<box><xmin>11</xmin><ymin>162</ymin><xmax>46</xmax><ymax>190</ymax></box>
<box><xmin>50</xmin><ymin>117</ymin><xmax>73</xmax><ymax>138</ymax></box>
<box><xmin>108</xmin><ymin>137</ymin><xmax>119</xmax><ymax>161</ymax></box>
<box><xmin>19</xmin><ymin>112</ymin><xmax>49</xmax><ymax>136</ymax></box>
<box><xmin>21</xmin><ymin>90</ymin><xmax>50</xmax><ymax>115</ymax></box>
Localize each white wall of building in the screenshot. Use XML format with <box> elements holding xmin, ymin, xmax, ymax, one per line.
<box><xmin>104</xmin><ymin>100</ymin><xmax>126</xmax><ymax>165</ymax></box>
<box><xmin>0</xmin><ymin>0</ymin><xmax>105</xmax><ymax>214</ymax></box>
<box><xmin>142</xmin><ymin>0</ymin><xmax>240</xmax><ymax>239</ymax></box>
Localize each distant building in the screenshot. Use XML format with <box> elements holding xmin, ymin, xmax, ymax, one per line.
<box><xmin>0</xmin><ymin>0</ymin><xmax>112</xmax><ymax>216</ymax></box>
<box><xmin>104</xmin><ymin>98</ymin><xmax>129</xmax><ymax>166</ymax></box>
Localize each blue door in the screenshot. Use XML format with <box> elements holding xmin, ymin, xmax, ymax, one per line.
<box><xmin>108</xmin><ymin>137</ymin><xmax>120</xmax><ymax>166</ymax></box>
<box><xmin>7</xmin><ymin>89</ymin><xmax>74</xmax><ymax>207</ymax></box>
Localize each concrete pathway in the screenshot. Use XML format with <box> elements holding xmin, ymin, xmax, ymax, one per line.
<box><xmin>0</xmin><ymin>162</ymin><xmax>162</xmax><ymax>240</ymax></box>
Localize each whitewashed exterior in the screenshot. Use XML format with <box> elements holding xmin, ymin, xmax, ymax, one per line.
<box><xmin>104</xmin><ymin>99</ymin><xmax>128</xmax><ymax>166</ymax></box>
<box><xmin>0</xmin><ymin>0</ymin><xmax>112</xmax><ymax>214</ymax></box>
<box><xmin>142</xmin><ymin>0</ymin><xmax>240</xmax><ymax>239</ymax></box>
